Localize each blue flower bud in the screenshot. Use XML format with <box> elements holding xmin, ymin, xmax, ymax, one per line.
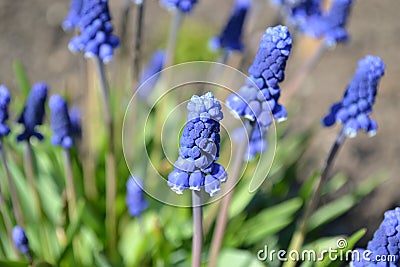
<box><xmin>49</xmin><ymin>95</ymin><xmax>74</xmax><ymax>149</ymax></box>
<box><xmin>17</xmin><ymin>82</ymin><xmax>48</xmax><ymax>142</ymax></box>
<box><xmin>12</xmin><ymin>226</ymin><xmax>30</xmax><ymax>256</ymax></box>
<box><xmin>161</xmin><ymin>0</ymin><xmax>198</xmax><ymax>13</ymax></box>
<box><xmin>63</xmin><ymin>0</ymin><xmax>83</xmax><ymax>31</ymax></box>
<box><xmin>0</xmin><ymin>85</ymin><xmax>11</xmax><ymax>138</ymax></box>
<box><xmin>126</xmin><ymin>176</ymin><xmax>148</xmax><ymax>217</ymax></box>
<box><xmin>209</xmin><ymin>0</ymin><xmax>251</xmax><ymax>52</ymax></box>
<box><xmin>138</xmin><ymin>50</ymin><xmax>165</xmax><ymax>100</ymax></box>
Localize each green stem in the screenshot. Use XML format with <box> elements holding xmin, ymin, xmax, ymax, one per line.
<box><xmin>283</xmin><ymin>130</ymin><xmax>345</xmax><ymax>267</ymax></box>
<box><xmin>133</xmin><ymin>0</ymin><xmax>146</xmax><ymax>84</ymax></box>
<box><xmin>0</xmin><ymin>141</ymin><xmax>24</xmax><ymax>226</ymax></box>
<box><xmin>93</xmin><ymin>57</ymin><xmax>117</xmax><ymax>257</ymax></box>
<box><xmin>24</xmin><ymin>141</ymin><xmax>42</xmax><ymax>217</ymax></box>
<box><xmin>165</xmin><ymin>9</ymin><xmax>183</xmax><ymax>67</ymax></box>
<box><xmin>192</xmin><ymin>190</ymin><xmax>203</xmax><ymax>267</ymax></box>
<box><xmin>62</xmin><ymin>149</ymin><xmax>77</xmax><ymax>221</ymax></box>
<box><xmin>208</xmin><ymin>121</ymin><xmax>254</xmax><ymax>267</ymax></box>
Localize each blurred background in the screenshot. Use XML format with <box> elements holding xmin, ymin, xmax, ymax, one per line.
<box><xmin>0</xmin><ymin>0</ymin><xmax>399</xmax><ymax>245</ymax></box>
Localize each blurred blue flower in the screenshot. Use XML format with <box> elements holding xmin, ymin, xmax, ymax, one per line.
<box><xmin>322</xmin><ymin>55</ymin><xmax>385</xmax><ymax>138</ymax></box>
<box><xmin>12</xmin><ymin>226</ymin><xmax>30</xmax><ymax>256</ymax></box>
<box><xmin>49</xmin><ymin>95</ymin><xmax>74</xmax><ymax>149</ymax></box>
<box><xmin>137</xmin><ymin>50</ymin><xmax>165</xmax><ymax>100</ymax></box>
<box><xmin>301</xmin><ymin>0</ymin><xmax>353</xmax><ymax>46</ymax></box>
<box><xmin>0</xmin><ymin>85</ymin><xmax>11</xmax><ymax>138</ymax></box>
<box><xmin>279</xmin><ymin>0</ymin><xmax>322</xmax><ymax>28</ymax></box>
<box><xmin>168</xmin><ymin>92</ymin><xmax>226</xmax><ymax>197</ymax></box>
<box><xmin>160</xmin><ymin>0</ymin><xmax>198</xmax><ymax>13</ymax></box>
<box><xmin>233</xmin><ymin>123</ymin><xmax>268</xmax><ymax>161</ymax></box>
<box><xmin>17</xmin><ymin>82</ymin><xmax>48</xmax><ymax>142</ymax></box>
<box><xmin>209</xmin><ymin>0</ymin><xmax>251</xmax><ymax>52</ymax></box>
<box><xmin>68</xmin><ymin>0</ymin><xmax>120</xmax><ymax>63</ymax></box>
<box><xmin>63</xmin><ymin>0</ymin><xmax>83</xmax><ymax>31</ymax></box>
<box><xmin>126</xmin><ymin>176</ymin><xmax>148</xmax><ymax>217</ymax></box>
<box><xmin>68</xmin><ymin>106</ymin><xmax>82</xmax><ymax>139</ymax></box>
<box><xmin>352</xmin><ymin>208</ymin><xmax>400</xmax><ymax>266</ymax></box>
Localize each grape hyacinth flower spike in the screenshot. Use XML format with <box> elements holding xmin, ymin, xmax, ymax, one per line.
<box><xmin>160</xmin><ymin>0</ymin><xmax>198</xmax><ymax>13</ymax></box>
<box><xmin>322</xmin><ymin>55</ymin><xmax>385</xmax><ymax>138</ymax></box>
<box><xmin>12</xmin><ymin>226</ymin><xmax>31</xmax><ymax>262</ymax></box>
<box><xmin>168</xmin><ymin>92</ymin><xmax>226</xmax><ymax>197</ymax></box>
<box><xmin>17</xmin><ymin>82</ymin><xmax>48</xmax><ymax>142</ymax></box>
<box><xmin>209</xmin><ymin>0</ymin><xmax>251</xmax><ymax>53</ymax></box>
<box><xmin>49</xmin><ymin>95</ymin><xmax>74</xmax><ymax>150</ymax></box>
<box><xmin>0</xmin><ymin>85</ymin><xmax>11</xmax><ymax>138</ymax></box>
<box><xmin>137</xmin><ymin>50</ymin><xmax>166</xmax><ymax>100</ymax></box>
<box><xmin>352</xmin><ymin>208</ymin><xmax>400</xmax><ymax>266</ymax></box>
<box><xmin>226</xmin><ymin>25</ymin><xmax>292</xmax><ymax>160</ymax></box>
<box><xmin>62</xmin><ymin>0</ymin><xmax>83</xmax><ymax>31</ymax></box>
<box><xmin>68</xmin><ymin>0</ymin><xmax>120</xmax><ymax>63</ymax></box>
<box><xmin>126</xmin><ymin>176</ymin><xmax>148</xmax><ymax>217</ymax></box>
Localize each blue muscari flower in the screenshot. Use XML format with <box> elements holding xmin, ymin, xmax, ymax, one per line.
<box><xmin>160</xmin><ymin>0</ymin><xmax>198</xmax><ymax>13</ymax></box>
<box><xmin>137</xmin><ymin>50</ymin><xmax>165</xmax><ymax>100</ymax></box>
<box><xmin>68</xmin><ymin>0</ymin><xmax>120</xmax><ymax>63</ymax></box>
<box><xmin>12</xmin><ymin>226</ymin><xmax>30</xmax><ymax>257</ymax></box>
<box><xmin>209</xmin><ymin>0</ymin><xmax>251</xmax><ymax>52</ymax></box>
<box><xmin>168</xmin><ymin>92</ymin><xmax>227</xmax><ymax>197</ymax></box>
<box><xmin>69</xmin><ymin>106</ymin><xmax>82</xmax><ymax>139</ymax></box>
<box><xmin>352</xmin><ymin>208</ymin><xmax>400</xmax><ymax>266</ymax></box>
<box><xmin>0</xmin><ymin>85</ymin><xmax>11</xmax><ymax>138</ymax></box>
<box><xmin>49</xmin><ymin>95</ymin><xmax>74</xmax><ymax>149</ymax></box>
<box><xmin>17</xmin><ymin>82</ymin><xmax>48</xmax><ymax>142</ymax></box>
<box><xmin>322</xmin><ymin>55</ymin><xmax>385</xmax><ymax>138</ymax></box>
<box><xmin>126</xmin><ymin>176</ymin><xmax>148</xmax><ymax>217</ymax></box>
<box><xmin>233</xmin><ymin>123</ymin><xmax>268</xmax><ymax>161</ymax></box>
<box><xmin>301</xmin><ymin>0</ymin><xmax>353</xmax><ymax>46</ymax></box>
<box><xmin>272</xmin><ymin>0</ymin><xmax>322</xmax><ymax>28</ymax></box>
<box><xmin>63</xmin><ymin>0</ymin><xmax>83</xmax><ymax>31</ymax></box>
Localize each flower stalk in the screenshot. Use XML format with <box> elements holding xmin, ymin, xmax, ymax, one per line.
<box><xmin>63</xmin><ymin>149</ymin><xmax>77</xmax><ymax>221</ymax></box>
<box><xmin>192</xmin><ymin>190</ymin><xmax>203</xmax><ymax>267</ymax></box>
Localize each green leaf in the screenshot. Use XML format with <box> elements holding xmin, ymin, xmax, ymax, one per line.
<box><xmin>239</xmin><ymin>198</ymin><xmax>303</xmax><ymax>245</ymax></box>
<box><xmin>12</xmin><ymin>60</ymin><xmax>31</xmax><ymax>96</ymax></box>
<box><xmin>299</xmin><ymin>170</ymin><xmax>320</xmax><ymax>200</ymax></box>
<box><xmin>0</xmin><ymin>260</ymin><xmax>29</xmax><ymax>267</ymax></box>
<box><xmin>217</xmin><ymin>249</ymin><xmax>266</xmax><ymax>267</ymax></box>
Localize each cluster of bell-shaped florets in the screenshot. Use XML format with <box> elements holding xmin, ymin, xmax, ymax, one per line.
<box><xmin>352</xmin><ymin>208</ymin><xmax>400</xmax><ymax>266</ymax></box>
<box><xmin>68</xmin><ymin>0</ymin><xmax>120</xmax><ymax>63</ymax></box>
<box><xmin>322</xmin><ymin>55</ymin><xmax>385</xmax><ymax>138</ymax></box>
<box><xmin>168</xmin><ymin>92</ymin><xmax>227</xmax><ymax>197</ymax></box>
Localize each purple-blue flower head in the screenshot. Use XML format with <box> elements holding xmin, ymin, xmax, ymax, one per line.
<box><xmin>12</xmin><ymin>226</ymin><xmax>30</xmax><ymax>256</ymax></box>
<box><xmin>233</xmin><ymin>123</ymin><xmax>268</xmax><ymax>161</ymax></box>
<box><xmin>0</xmin><ymin>85</ymin><xmax>11</xmax><ymax>138</ymax></box>
<box><xmin>69</xmin><ymin>106</ymin><xmax>82</xmax><ymax>139</ymax></box>
<box><xmin>126</xmin><ymin>176</ymin><xmax>148</xmax><ymax>217</ymax></box>
<box><xmin>49</xmin><ymin>95</ymin><xmax>74</xmax><ymax>149</ymax></box>
<box><xmin>301</xmin><ymin>0</ymin><xmax>353</xmax><ymax>46</ymax></box>
<box><xmin>17</xmin><ymin>82</ymin><xmax>48</xmax><ymax>142</ymax></box>
<box><xmin>160</xmin><ymin>0</ymin><xmax>198</xmax><ymax>13</ymax></box>
<box><xmin>352</xmin><ymin>208</ymin><xmax>400</xmax><ymax>266</ymax></box>
<box><xmin>138</xmin><ymin>50</ymin><xmax>165</xmax><ymax>100</ymax></box>
<box><xmin>273</xmin><ymin>0</ymin><xmax>322</xmax><ymax>28</ymax></box>
<box><xmin>63</xmin><ymin>0</ymin><xmax>83</xmax><ymax>31</ymax></box>
<box><xmin>209</xmin><ymin>0</ymin><xmax>251</xmax><ymax>52</ymax></box>
<box><xmin>68</xmin><ymin>0</ymin><xmax>120</xmax><ymax>63</ymax></box>
<box><xmin>322</xmin><ymin>55</ymin><xmax>385</xmax><ymax>138</ymax></box>
<box><xmin>168</xmin><ymin>92</ymin><xmax>227</xmax><ymax>197</ymax></box>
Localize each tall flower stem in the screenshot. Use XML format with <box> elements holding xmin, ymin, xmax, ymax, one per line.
<box><xmin>280</xmin><ymin>40</ymin><xmax>327</xmax><ymax>104</ymax></box>
<box><xmin>93</xmin><ymin>57</ymin><xmax>117</xmax><ymax>255</ymax></box>
<box><xmin>0</xmin><ymin>142</ymin><xmax>24</xmax><ymax>226</ymax></box>
<box><xmin>283</xmin><ymin>130</ymin><xmax>345</xmax><ymax>267</ymax></box>
<box><xmin>24</xmin><ymin>142</ymin><xmax>42</xmax><ymax>217</ymax></box>
<box><xmin>192</xmin><ymin>190</ymin><xmax>203</xmax><ymax>267</ymax></box>
<box><xmin>133</xmin><ymin>0</ymin><xmax>146</xmax><ymax>84</ymax></box>
<box><xmin>165</xmin><ymin>9</ymin><xmax>183</xmax><ymax>68</ymax></box>
<box><xmin>208</xmin><ymin>121</ymin><xmax>254</xmax><ymax>267</ymax></box>
<box><xmin>0</xmin><ymin>192</ymin><xmax>18</xmax><ymax>257</ymax></box>
<box><xmin>62</xmin><ymin>149</ymin><xmax>77</xmax><ymax>221</ymax></box>
<box><xmin>119</xmin><ymin>0</ymin><xmax>132</xmax><ymax>56</ymax></box>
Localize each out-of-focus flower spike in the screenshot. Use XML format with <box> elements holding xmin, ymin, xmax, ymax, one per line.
<box><xmin>0</xmin><ymin>85</ymin><xmax>11</xmax><ymax>138</ymax></box>
<box><xmin>68</xmin><ymin>106</ymin><xmax>82</xmax><ymax>139</ymax></box>
<box><xmin>322</xmin><ymin>55</ymin><xmax>385</xmax><ymax>138</ymax></box>
<box><xmin>49</xmin><ymin>95</ymin><xmax>74</xmax><ymax>149</ymax></box>
<box><xmin>137</xmin><ymin>50</ymin><xmax>166</xmax><ymax>100</ymax></box>
<box><xmin>126</xmin><ymin>176</ymin><xmax>148</xmax><ymax>217</ymax></box>
<box><xmin>161</xmin><ymin>0</ymin><xmax>198</xmax><ymax>13</ymax></box>
<box><xmin>17</xmin><ymin>82</ymin><xmax>48</xmax><ymax>142</ymax></box>
<box><xmin>12</xmin><ymin>226</ymin><xmax>30</xmax><ymax>260</ymax></box>
<box><xmin>209</xmin><ymin>0</ymin><xmax>251</xmax><ymax>52</ymax></box>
